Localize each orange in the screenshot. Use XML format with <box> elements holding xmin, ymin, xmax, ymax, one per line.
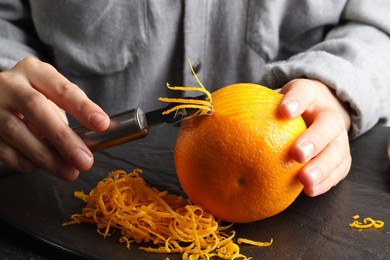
<box><xmin>174</xmin><ymin>83</ymin><xmax>307</xmax><ymax>223</ymax></box>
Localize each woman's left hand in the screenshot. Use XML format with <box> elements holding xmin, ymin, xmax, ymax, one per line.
<box><xmin>278</xmin><ymin>79</ymin><xmax>352</xmax><ymax>197</ymax></box>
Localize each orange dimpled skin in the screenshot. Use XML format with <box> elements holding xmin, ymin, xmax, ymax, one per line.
<box><xmin>174</xmin><ymin>83</ymin><xmax>307</xmax><ymax>223</ymax></box>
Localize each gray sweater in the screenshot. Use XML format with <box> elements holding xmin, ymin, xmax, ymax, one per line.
<box><xmin>1</xmin><ymin>0</ymin><xmax>390</xmax><ymax>138</ymax></box>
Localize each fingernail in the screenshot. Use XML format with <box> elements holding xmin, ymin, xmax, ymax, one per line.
<box><xmin>90</xmin><ymin>112</ymin><xmax>108</xmax><ymax>129</ymax></box>
<box><xmin>284</xmin><ymin>99</ymin><xmax>299</xmax><ymax>117</ymax></box>
<box><xmin>70</xmin><ymin>148</ymin><xmax>93</xmax><ymax>170</ymax></box>
<box><xmin>298</xmin><ymin>141</ymin><xmax>315</xmax><ymax>162</ymax></box>
<box><xmin>308</xmin><ymin>167</ymin><xmax>322</xmax><ymax>186</ymax></box>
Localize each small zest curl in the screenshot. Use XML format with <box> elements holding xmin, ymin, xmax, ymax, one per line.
<box><xmin>349</xmin><ymin>215</ymin><xmax>384</xmax><ymax>230</ymax></box>
<box><xmin>237</xmin><ymin>237</ymin><xmax>273</xmax><ymax>247</ymax></box>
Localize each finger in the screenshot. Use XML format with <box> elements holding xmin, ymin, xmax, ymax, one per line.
<box><xmin>278</xmin><ymin>79</ymin><xmax>318</xmax><ymax>119</ymax></box>
<box><xmin>15</xmin><ymin>58</ymin><xmax>110</xmax><ymax>131</ymax></box>
<box><xmin>0</xmin><ymin>138</ymin><xmax>37</xmax><ymax>173</ymax></box>
<box><xmin>299</xmin><ymin>132</ymin><xmax>351</xmax><ymax>196</ymax></box>
<box><xmin>24</xmin><ymin>100</ymin><xmax>69</xmax><ymax>143</ymax></box>
<box><xmin>6</xmin><ymin>74</ymin><xmax>94</xmax><ymax>172</ymax></box>
<box><xmin>291</xmin><ymin>108</ymin><xmax>344</xmax><ymax>163</ymax></box>
<box><xmin>302</xmin><ymin>158</ymin><xmax>350</xmax><ymax>197</ymax></box>
<box><xmin>0</xmin><ymin>109</ymin><xmax>80</xmax><ymax>180</ymax></box>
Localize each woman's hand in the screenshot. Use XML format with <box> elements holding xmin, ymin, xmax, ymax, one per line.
<box><xmin>278</xmin><ymin>79</ymin><xmax>352</xmax><ymax>197</ymax></box>
<box><xmin>0</xmin><ymin>57</ymin><xmax>110</xmax><ymax>181</ymax></box>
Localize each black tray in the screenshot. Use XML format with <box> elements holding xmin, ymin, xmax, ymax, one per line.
<box><xmin>0</xmin><ymin>126</ymin><xmax>389</xmax><ymax>259</ymax></box>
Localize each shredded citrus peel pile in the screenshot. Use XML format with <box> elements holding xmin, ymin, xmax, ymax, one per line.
<box><xmin>158</xmin><ymin>60</ymin><xmax>213</xmax><ymax>117</ymax></box>
<box><xmin>349</xmin><ymin>215</ymin><xmax>384</xmax><ymax>230</ymax></box>
<box><xmin>63</xmin><ymin>169</ymin><xmax>272</xmax><ymax>259</ymax></box>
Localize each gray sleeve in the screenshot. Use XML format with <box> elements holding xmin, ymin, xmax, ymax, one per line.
<box><xmin>0</xmin><ymin>1</ymin><xmax>43</xmax><ymax>71</ymax></box>
<box><xmin>261</xmin><ymin>1</ymin><xmax>390</xmax><ymax>139</ymax></box>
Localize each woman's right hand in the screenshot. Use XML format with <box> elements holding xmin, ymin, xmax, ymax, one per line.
<box><xmin>0</xmin><ymin>57</ymin><xmax>110</xmax><ymax>181</ymax></box>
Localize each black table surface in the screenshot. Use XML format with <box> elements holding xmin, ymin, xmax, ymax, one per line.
<box><xmin>0</xmin><ymin>125</ymin><xmax>389</xmax><ymax>259</ymax></box>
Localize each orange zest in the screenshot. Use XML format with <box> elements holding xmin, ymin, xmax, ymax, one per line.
<box><xmin>237</xmin><ymin>238</ymin><xmax>273</xmax><ymax>247</ymax></box>
<box><xmin>158</xmin><ymin>60</ymin><xmax>213</xmax><ymax>116</ymax></box>
<box><xmin>63</xmin><ymin>169</ymin><xmax>272</xmax><ymax>259</ymax></box>
<box><xmin>349</xmin><ymin>215</ymin><xmax>384</xmax><ymax>230</ymax></box>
